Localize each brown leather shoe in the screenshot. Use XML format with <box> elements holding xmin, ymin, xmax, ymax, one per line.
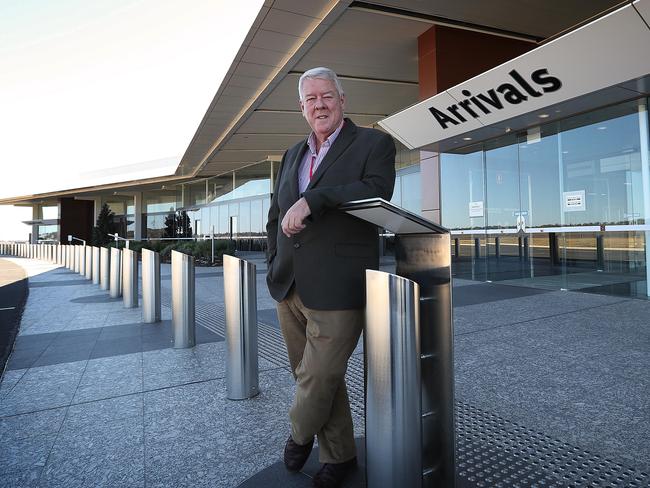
<box><xmin>312</xmin><ymin>457</ymin><xmax>357</xmax><ymax>487</ymax></box>
<box><xmin>283</xmin><ymin>435</ymin><xmax>314</xmax><ymax>472</ymax></box>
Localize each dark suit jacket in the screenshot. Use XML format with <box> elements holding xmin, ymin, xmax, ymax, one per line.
<box><xmin>266</xmin><ymin>118</ymin><xmax>396</xmax><ymax>310</ymax></box>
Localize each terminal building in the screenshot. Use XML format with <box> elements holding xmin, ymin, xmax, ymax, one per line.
<box><xmin>3</xmin><ymin>0</ymin><xmax>650</xmax><ymax>298</ymax></box>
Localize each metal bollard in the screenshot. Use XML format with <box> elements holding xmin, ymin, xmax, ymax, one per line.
<box><xmin>223</xmin><ymin>254</ymin><xmax>259</xmax><ymax>400</ymax></box>
<box><xmin>92</xmin><ymin>247</ymin><xmax>100</xmax><ymax>285</ymax></box>
<box><xmin>141</xmin><ymin>249</ymin><xmax>161</xmax><ymax>323</ymax></box>
<box><xmin>122</xmin><ymin>248</ymin><xmax>139</xmax><ymax>308</ymax></box>
<box><xmin>100</xmin><ymin>248</ymin><xmax>110</xmax><ymax>291</ymax></box>
<box><xmin>109</xmin><ymin>248</ymin><xmax>122</xmax><ymax>298</ymax></box>
<box><xmin>85</xmin><ymin>246</ymin><xmax>92</xmax><ymax>280</ymax></box>
<box><xmin>365</xmin><ymin>270</ymin><xmax>422</xmax><ymax>488</ymax></box>
<box><xmin>73</xmin><ymin>246</ymin><xmax>80</xmax><ymax>273</ymax></box>
<box><xmin>67</xmin><ymin>246</ymin><xmax>74</xmax><ymax>270</ymax></box>
<box><xmin>79</xmin><ymin>246</ymin><xmax>87</xmax><ymax>276</ymax></box>
<box><xmin>171</xmin><ymin>250</ymin><xmax>195</xmax><ymax>348</ymax></box>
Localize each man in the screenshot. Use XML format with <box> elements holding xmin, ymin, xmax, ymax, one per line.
<box><xmin>266</xmin><ymin>67</ymin><xmax>396</xmax><ymax>488</ymax></box>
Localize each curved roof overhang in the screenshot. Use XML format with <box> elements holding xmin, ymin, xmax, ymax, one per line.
<box><xmin>4</xmin><ymin>0</ymin><xmax>629</xmax><ymax>205</ymax></box>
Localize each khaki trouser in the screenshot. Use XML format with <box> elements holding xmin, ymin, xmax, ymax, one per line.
<box><xmin>277</xmin><ymin>288</ymin><xmax>363</xmax><ymax>464</ymax></box>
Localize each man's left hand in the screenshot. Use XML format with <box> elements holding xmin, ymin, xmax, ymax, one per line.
<box><xmin>281</xmin><ymin>197</ymin><xmax>311</xmax><ymax>237</ymax></box>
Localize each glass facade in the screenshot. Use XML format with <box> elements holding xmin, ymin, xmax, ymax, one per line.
<box><xmin>142</xmin><ymin>162</ymin><xmax>275</xmax><ymax>247</ymax></box>
<box><xmin>439</xmin><ymin>98</ymin><xmax>650</xmax><ymax>297</ymax></box>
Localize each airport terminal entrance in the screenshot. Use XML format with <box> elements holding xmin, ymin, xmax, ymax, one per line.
<box><xmin>441</xmin><ymin>98</ymin><xmax>650</xmax><ymax>297</ymax></box>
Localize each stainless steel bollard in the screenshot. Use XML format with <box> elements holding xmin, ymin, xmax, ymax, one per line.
<box><xmin>67</xmin><ymin>246</ymin><xmax>74</xmax><ymax>270</ymax></box>
<box><xmin>122</xmin><ymin>248</ymin><xmax>138</xmax><ymax>308</ymax></box>
<box><xmin>223</xmin><ymin>254</ymin><xmax>259</xmax><ymax>400</ymax></box>
<box><xmin>100</xmin><ymin>248</ymin><xmax>110</xmax><ymax>291</ymax></box>
<box><xmin>79</xmin><ymin>246</ymin><xmax>87</xmax><ymax>276</ymax></box>
<box><xmin>365</xmin><ymin>270</ymin><xmax>422</xmax><ymax>488</ymax></box>
<box><xmin>171</xmin><ymin>250</ymin><xmax>195</xmax><ymax>348</ymax></box>
<box><xmin>92</xmin><ymin>247</ymin><xmax>100</xmax><ymax>285</ymax></box>
<box><xmin>85</xmin><ymin>246</ymin><xmax>92</xmax><ymax>280</ymax></box>
<box><xmin>141</xmin><ymin>249</ymin><xmax>161</xmax><ymax>323</ymax></box>
<box><xmin>109</xmin><ymin>248</ymin><xmax>122</xmax><ymax>298</ymax></box>
<box><xmin>73</xmin><ymin>246</ymin><xmax>80</xmax><ymax>273</ymax></box>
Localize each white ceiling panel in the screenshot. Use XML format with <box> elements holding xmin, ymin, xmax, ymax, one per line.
<box><xmin>259</xmin><ymin>72</ymin><xmax>418</xmax><ymax>116</ymax></box>
<box><xmin>365</xmin><ymin>0</ymin><xmax>626</xmax><ymax>39</ymax></box>
<box><xmin>224</xmin><ymin>133</ymin><xmax>305</xmax><ymax>151</ymax></box>
<box><xmin>294</xmin><ymin>8</ymin><xmax>430</xmax><ymax>82</ymax></box>
<box><xmin>238</xmin><ymin>111</ymin><xmax>311</xmax><ymax>134</ymax></box>
<box><xmin>208</xmin><ymin>149</ymin><xmax>278</xmax><ymax>163</ymax></box>
<box><xmin>271</xmin><ymin>0</ymin><xmax>336</xmax><ymax>18</ymax></box>
<box><xmin>262</xmin><ymin>8</ymin><xmax>322</xmax><ymax>37</ymax></box>
<box><xmin>250</xmin><ymin>29</ymin><xmax>305</xmax><ymax>53</ymax></box>
<box><xmin>242</xmin><ymin>46</ymin><xmax>288</xmax><ymax>68</ymax></box>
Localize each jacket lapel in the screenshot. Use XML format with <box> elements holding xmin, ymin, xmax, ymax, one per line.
<box><xmin>306</xmin><ymin>119</ymin><xmax>357</xmax><ymax>190</ymax></box>
<box><xmin>287</xmin><ymin>140</ymin><xmax>308</xmax><ymax>201</ymax></box>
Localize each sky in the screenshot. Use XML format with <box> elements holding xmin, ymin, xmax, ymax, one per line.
<box><xmin>0</xmin><ymin>0</ymin><xmax>264</xmax><ymax>240</ymax></box>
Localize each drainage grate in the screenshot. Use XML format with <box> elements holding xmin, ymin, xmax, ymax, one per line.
<box><xmin>167</xmin><ymin>298</ymin><xmax>650</xmax><ymax>487</ymax></box>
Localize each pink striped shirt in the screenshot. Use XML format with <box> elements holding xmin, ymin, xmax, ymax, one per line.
<box><xmin>298</xmin><ymin>120</ymin><xmax>345</xmax><ymax>194</ymax></box>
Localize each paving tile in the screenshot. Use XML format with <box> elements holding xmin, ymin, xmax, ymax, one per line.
<box><xmin>65</xmin><ymin>394</ymin><xmax>143</xmax><ymax>431</ymax></box>
<box><xmin>71</xmin><ymin>353</ymin><xmax>142</xmax><ymax>403</ymax></box>
<box><xmin>0</xmin><ymin>467</ymin><xmax>43</xmax><ymax>488</ymax></box>
<box><xmin>0</xmin><ymin>369</ymin><xmax>28</xmax><ymax>398</ymax></box>
<box><xmin>32</xmin><ymin>348</ymin><xmax>92</xmax><ymax>368</ymax></box>
<box><xmin>0</xmin><ymin>362</ymin><xmax>86</xmax><ymax>416</ymax></box>
<box><xmin>89</xmin><ymin>337</ymin><xmax>143</xmax><ymax>360</ymax></box>
<box><xmin>142</xmin><ymin>347</ymin><xmax>200</xmax><ymax>375</ymax></box>
<box><xmin>0</xmin><ymin>408</ymin><xmax>66</xmax><ymax>442</ymax></box>
<box><xmin>39</xmin><ymin>418</ymin><xmax>145</xmax><ymax>488</ymax></box>
<box><xmin>0</xmin><ymin>433</ymin><xmax>57</xmax><ymax>474</ymax></box>
<box><xmin>6</xmin><ymin>352</ymin><xmax>41</xmax><ymax>371</ymax></box>
<box><xmin>97</xmin><ymin>324</ymin><xmax>141</xmax><ymax>340</ymax></box>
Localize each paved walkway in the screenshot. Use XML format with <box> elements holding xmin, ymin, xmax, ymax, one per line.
<box><xmin>0</xmin><ymin>254</ymin><xmax>648</xmax><ymax>487</ymax></box>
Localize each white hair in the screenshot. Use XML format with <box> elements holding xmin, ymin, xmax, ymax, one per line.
<box><xmin>298</xmin><ymin>67</ymin><xmax>344</xmax><ymax>101</ymax></box>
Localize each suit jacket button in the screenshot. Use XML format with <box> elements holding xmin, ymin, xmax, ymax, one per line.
<box><xmin>293</xmin><ymin>243</ymin><xmax>300</xmax><ymax>249</ymax></box>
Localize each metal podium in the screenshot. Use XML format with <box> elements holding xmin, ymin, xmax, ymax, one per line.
<box><xmin>340</xmin><ymin>198</ymin><xmax>455</xmax><ymax>488</ymax></box>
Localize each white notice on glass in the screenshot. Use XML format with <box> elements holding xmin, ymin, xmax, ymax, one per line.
<box><xmin>563</xmin><ymin>190</ymin><xmax>586</xmax><ymax>212</ymax></box>
<box><xmin>469</xmin><ymin>201</ymin><xmax>484</xmax><ymax>218</ymax></box>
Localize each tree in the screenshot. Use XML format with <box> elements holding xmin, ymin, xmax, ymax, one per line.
<box><xmin>163</xmin><ymin>212</ymin><xmax>176</xmax><ymax>238</ymax></box>
<box><xmin>91</xmin><ymin>203</ymin><xmax>116</xmax><ymax>246</ymax></box>
<box><xmin>176</xmin><ymin>211</ymin><xmax>193</xmax><ymax>238</ymax></box>
<box><xmin>163</xmin><ymin>210</ymin><xmax>193</xmax><ymax>238</ymax></box>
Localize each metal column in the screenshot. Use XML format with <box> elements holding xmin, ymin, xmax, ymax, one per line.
<box><xmin>365</xmin><ymin>270</ymin><xmax>421</xmax><ymax>488</ymax></box>
<box><xmin>100</xmin><ymin>248</ymin><xmax>110</xmax><ymax>291</ymax></box>
<box><xmin>80</xmin><ymin>246</ymin><xmax>87</xmax><ymax>276</ymax></box>
<box><xmin>141</xmin><ymin>249</ymin><xmax>161</xmax><ymax>323</ymax></box>
<box><xmin>395</xmin><ymin>234</ymin><xmax>455</xmax><ymax>488</ymax></box>
<box><xmin>171</xmin><ymin>250</ymin><xmax>195</xmax><ymax>348</ymax></box>
<box><xmin>92</xmin><ymin>247</ymin><xmax>100</xmax><ymax>285</ymax></box>
<box><xmin>85</xmin><ymin>246</ymin><xmax>92</xmax><ymax>280</ymax></box>
<box><xmin>109</xmin><ymin>248</ymin><xmax>122</xmax><ymax>298</ymax></box>
<box><xmin>339</xmin><ymin>198</ymin><xmax>455</xmax><ymax>488</ymax></box>
<box><xmin>74</xmin><ymin>246</ymin><xmax>80</xmax><ymax>273</ymax></box>
<box><xmin>122</xmin><ymin>248</ymin><xmax>139</xmax><ymax>308</ymax></box>
<box><xmin>223</xmin><ymin>254</ymin><xmax>259</xmax><ymax>400</ymax></box>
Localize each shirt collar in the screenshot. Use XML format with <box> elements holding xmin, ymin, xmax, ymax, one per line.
<box><xmin>307</xmin><ymin>118</ymin><xmax>345</xmax><ymax>155</ymax></box>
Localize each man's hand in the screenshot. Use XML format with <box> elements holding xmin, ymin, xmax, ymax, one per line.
<box><xmin>281</xmin><ymin>197</ymin><xmax>311</xmax><ymax>237</ymax></box>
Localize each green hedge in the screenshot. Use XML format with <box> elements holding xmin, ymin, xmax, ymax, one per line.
<box><xmin>108</xmin><ymin>239</ymin><xmax>235</xmax><ymax>264</ymax></box>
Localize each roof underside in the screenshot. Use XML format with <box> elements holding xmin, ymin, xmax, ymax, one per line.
<box><xmin>2</xmin><ymin>0</ymin><xmax>626</xmax><ymax>205</ymax></box>
<box><xmin>179</xmin><ymin>0</ymin><xmax>626</xmax><ymax>179</ymax></box>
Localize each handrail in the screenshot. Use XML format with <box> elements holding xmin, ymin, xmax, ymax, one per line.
<box><xmin>68</xmin><ymin>235</ymin><xmax>86</xmax><ymax>245</ymax></box>
<box><xmin>112</xmin><ymin>233</ymin><xmax>130</xmax><ymax>249</ymax></box>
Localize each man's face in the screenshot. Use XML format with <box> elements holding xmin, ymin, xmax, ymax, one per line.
<box><xmin>300</xmin><ymin>77</ymin><xmax>345</xmax><ymax>142</ymax></box>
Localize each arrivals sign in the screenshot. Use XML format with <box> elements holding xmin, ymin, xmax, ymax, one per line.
<box><xmin>379</xmin><ymin>0</ymin><xmax>650</xmax><ymax>149</ymax></box>
<box><xmin>429</xmin><ymin>68</ymin><xmax>562</xmax><ymax>130</ymax></box>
